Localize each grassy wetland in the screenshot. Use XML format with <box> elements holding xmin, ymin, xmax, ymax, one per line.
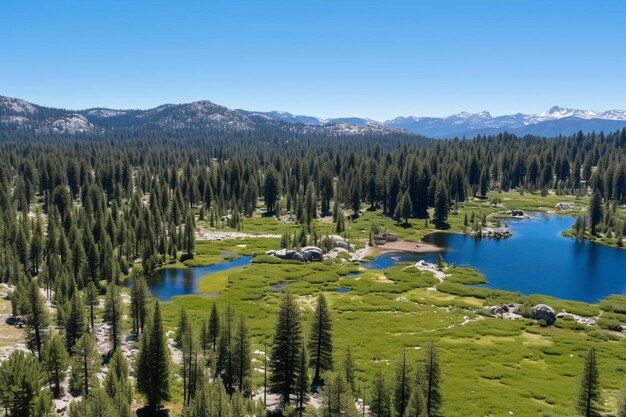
<box><xmin>147</xmin><ymin>191</ymin><xmax>626</xmax><ymax>417</ymax></box>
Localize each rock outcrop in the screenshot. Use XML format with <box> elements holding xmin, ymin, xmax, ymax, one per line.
<box><xmin>555</xmin><ymin>202</ymin><xmax>575</xmax><ymax>211</ymax></box>
<box><xmin>532</xmin><ymin>304</ymin><xmax>556</xmax><ymax>325</ymax></box>
<box><xmin>487</xmin><ymin>303</ymin><xmax>524</xmax><ymax>320</ymax></box>
<box><xmin>266</xmin><ymin>246</ymin><xmax>324</xmax><ymax>262</ymax></box>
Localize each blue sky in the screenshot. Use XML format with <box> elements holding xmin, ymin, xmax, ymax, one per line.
<box><xmin>1</xmin><ymin>0</ymin><xmax>625</xmax><ymax>120</ymax></box>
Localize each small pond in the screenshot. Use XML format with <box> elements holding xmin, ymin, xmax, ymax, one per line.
<box><xmin>127</xmin><ymin>256</ymin><xmax>253</xmax><ymax>301</ymax></box>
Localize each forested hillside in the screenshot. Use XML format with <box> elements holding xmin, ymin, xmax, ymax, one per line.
<box><xmin>0</xmin><ymin>127</ymin><xmax>625</xmax><ymax>416</ymax></box>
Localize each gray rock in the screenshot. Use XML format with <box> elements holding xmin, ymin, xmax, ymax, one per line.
<box><xmin>555</xmin><ymin>202</ymin><xmax>575</xmax><ymax>211</ymax></box>
<box><xmin>302</xmin><ymin>246</ymin><xmax>322</xmax><ymax>253</ymax></box>
<box><xmin>269</xmin><ymin>247</ymin><xmax>322</xmax><ymax>262</ymax></box>
<box><xmin>532</xmin><ymin>304</ymin><xmax>556</xmax><ymax>325</ymax></box>
<box><xmin>491</xmin><ymin>304</ymin><xmax>509</xmax><ymax>316</ymax></box>
<box><xmin>335</xmin><ymin>240</ymin><xmax>349</xmax><ymax>249</ymax></box>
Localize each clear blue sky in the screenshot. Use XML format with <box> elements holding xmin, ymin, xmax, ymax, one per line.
<box><xmin>2</xmin><ymin>0</ymin><xmax>625</xmax><ymax>120</ymax></box>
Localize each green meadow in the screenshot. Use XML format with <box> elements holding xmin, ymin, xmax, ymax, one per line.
<box><xmin>152</xmin><ymin>192</ymin><xmax>626</xmax><ymax>417</ymax></box>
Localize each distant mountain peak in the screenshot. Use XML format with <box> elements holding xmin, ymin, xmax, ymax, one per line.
<box><xmin>0</xmin><ymin>95</ymin><xmax>37</xmax><ymax>115</ymax></box>
<box><xmin>2</xmin><ymin>94</ymin><xmax>626</xmax><ymax>138</ymax></box>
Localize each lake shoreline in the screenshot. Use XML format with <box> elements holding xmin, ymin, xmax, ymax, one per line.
<box><xmin>365</xmin><ymin>239</ymin><xmax>445</xmax><ymax>257</ymax></box>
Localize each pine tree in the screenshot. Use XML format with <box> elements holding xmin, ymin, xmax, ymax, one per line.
<box><xmin>309</xmin><ymin>294</ymin><xmax>333</xmax><ymax>388</ymax></box>
<box><xmin>136</xmin><ymin>302</ymin><xmax>171</xmax><ymax>413</ymax></box>
<box><xmin>217</xmin><ymin>304</ymin><xmax>235</xmax><ymax>393</ymax></box>
<box><xmin>26</xmin><ymin>280</ymin><xmax>49</xmax><ymax>359</ymax></box>
<box><xmin>184</xmin><ymin>211</ymin><xmax>195</xmax><ymax>257</ymax></box>
<box><xmin>263</xmin><ymin>166</ymin><xmax>280</xmax><ymax>214</ymax></box>
<box><xmin>589</xmin><ymin>191</ymin><xmax>603</xmax><ymax>235</ymax></box>
<box><xmin>405</xmin><ymin>384</ymin><xmax>426</xmax><ymax>417</ymax></box>
<box><xmin>344</xmin><ymin>346</ymin><xmax>357</xmax><ymax>393</ymax></box>
<box><xmin>422</xmin><ymin>342</ymin><xmax>442</xmax><ymax>417</ymax></box>
<box><xmin>479</xmin><ymin>168</ymin><xmax>489</xmax><ymax>197</ymax></box>
<box><xmin>41</xmin><ymin>333</ymin><xmax>69</xmax><ymax>398</ymax></box>
<box><xmin>30</xmin><ymin>389</ymin><xmax>53</xmax><ymax>417</ymax></box>
<box><xmin>371</xmin><ymin>370</ymin><xmax>392</xmax><ymax>417</ymax></box>
<box><xmin>577</xmin><ymin>348</ymin><xmax>600</xmax><ymax>417</ymax></box>
<box><xmin>322</xmin><ymin>372</ymin><xmax>359</xmax><ymax>417</ymax></box>
<box><xmin>67</xmin><ymin>388</ymin><xmax>119</xmax><ymax>417</ymax></box>
<box><xmin>65</xmin><ymin>292</ymin><xmax>86</xmax><ymax>351</ymax></box>
<box><xmin>84</xmin><ymin>281</ymin><xmax>98</xmax><ymax>333</ymax></box>
<box><xmin>396</xmin><ymin>191</ymin><xmax>412</xmax><ymax>224</ymax></box>
<box><xmin>270</xmin><ymin>292</ymin><xmax>303</xmax><ymax>406</ymax></box>
<box><xmin>433</xmin><ymin>181</ymin><xmax>449</xmax><ymax>229</ymax></box>
<box><xmin>336</xmin><ymin>208</ymin><xmax>346</xmax><ymax>233</ymax></box>
<box><xmin>103</xmin><ymin>348</ymin><xmax>132</xmax><ymax>417</ymax></box>
<box><xmin>71</xmin><ymin>238</ymin><xmax>86</xmax><ymax>285</ymax></box>
<box><xmin>233</xmin><ymin>314</ymin><xmax>251</xmax><ymax>394</ymax></box>
<box><xmin>351</xmin><ymin>182</ymin><xmax>361</xmax><ymax>217</ymax></box>
<box><xmin>176</xmin><ymin>307</ymin><xmax>190</xmax><ymax>347</ymax></box>
<box><xmin>181</xmin><ymin>323</ymin><xmax>199</xmax><ymax>406</ymax></box>
<box><xmin>0</xmin><ymin>351</ymin><xmax>49</xmax><ymax>417</ymax></box>
<box><xmin>208</xmin><ymin>302</ymin><xmax>220</xmax><ymax>352</ymax></box>
<box><xmin>184</xmin><ymin>375</ymin><xmax>230</xmax><ymax>417</ymax></box>
<box><xmin>297</xmin><ymin>344</ymin><xmax>309</xmax><ymax>417</ymax></box>
<box><xmin>69</xmin><ymin>334</ymin><xmax>100</xmax><ymax>397</ymax></box>
<box><xmin>103</xmin><ymin>282</ymin><xmax>124</xmax><ymax>352</ymax></box>
<box><xmin>394</xmin><ymin>349</ymin><xmax>412</xmax><ymax>417</ymax></box>
<box><xmin>130</xmin><ymin>276</ymin><xmax>149</xmax><ymax>334</ymax></box>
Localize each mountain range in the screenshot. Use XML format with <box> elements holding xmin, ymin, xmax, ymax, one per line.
<box><xmin>2</xmin><ymin>94</ymin><xmax>626</xmax><ymax>138</ymax></box>
<box><xmin>238</xmin><ymin>106</ymin><xmax>626</xmax><ymax>138</ymax></box>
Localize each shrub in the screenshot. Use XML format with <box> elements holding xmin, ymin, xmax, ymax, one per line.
<box><xmin>596</xmin><ymin>318</ymin><xmax>622</xmax><ymax>332</ymax></box>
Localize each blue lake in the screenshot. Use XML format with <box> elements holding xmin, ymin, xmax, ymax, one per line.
<box><xmin>127</xmin><ymin>256</ymin><xmax>253</xmax><ymax>301</ymax></box>
<box><xmin>368</xmin><ymin>213</ymin><xmax>626</xmax><ymax>303</ymax></box>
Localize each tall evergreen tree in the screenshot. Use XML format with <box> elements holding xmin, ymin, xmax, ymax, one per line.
<box><xmin>130</xmin><ymin>277</ymin><xmax>149</xmax><ymax>335</ymax></box>
<box><xmin>136</xmin><ymin>302</ymin><xmax>171</xmax><ymax>414</ymax></box>
<box><xmin>217</xmin><ymin>304</ymin><xmax>235</xmax><ymax>394</ymax></box>
<box><xmin>0</xmin><ymin>351</ymin><xmax>49</xmax><ymax>417</ymax></box>
<box><xmin>344</xmin><ymin>345</ymin><xmax>357</xmax><ymax>394</ymax></box>
<box><xmin>67</xmin><ymin>388</ymin><xmax>120</xmax><ymax>417</ymax></box>
<box><xmin>208</xmin><ymin>302</ymin><xmax>220</xmax><ymax>353</ymax></box>
<box><xmin>405</xmin><ymin>384</ymin><xmax>426</xmax><ymax>417</ymax></box>
<box><xmin>322</xmin><ymin>372</ymin><xmax>359</xmax><ymax>417</ymax></box>
<box><xmin>184</xmin><ymin>211</ymin><xmax>195</xmax><ymax>257</ymax></box>
<box><xmin>233</xmin><ymin>314</ymin><xmax>251</xmax><ymax>394</ymax></box>
<box><xmin>26</xmin><ymin>280</ymin><xmax>49</xmax><ymax>359</ymax></box>
<box><xmin>181</xmin><ymin>323</ymin><xmax>200</xmax><ymax>406</ymax></box>
<box><xmin>394</xmin><ymin>349</ymin><xmax>412</xmax><ymax>417</ymax></box>
<box><xmin>84</xmin><ymin>281</ymin><xmax>98</xmax><ymax>333</ymax></box>
<box><xmin>589</xmin><ymin>191</ymin><xmax>603</xmax><ymax>235</ymax></box>
<box><xmin>309</xmin><ymin>294</ymin><xmax>333</xmax><ymax>388</ymax></box>
<box><xmin>69</xmin><ymin>334</ymin><xmax>100</xmax><ymax>397</ymax></box>
<box><xmin>103</xmin><ymin>282</ymin><xmax>124</xmax><ymax>352</ymax></box>
<box><xmin>176</xmin><ymin>307</ymin><xmax>190</xmax><ymax>348</ymax></box>
<box><xmin>433</xmin><ymin>181</ymin><xmax>449</xmax><ymax>229</ymax></box>
<box><xmin>577</xmin><ymin>348</ymin><xmax>600</xmax><ymax>417</ymax></box>
<box><xmin>263</xmin><ymin>166</ymin><xmax>280</xmax><ymax>214</ymax></box>
<box><xmin>41</xmin><ymin>333</ymin><xmax>69</xmax><ymax>398</ymax></box>
<box><xmin>270</xmin><ymin>292</ymin><xmax>303</xmax><ymax>406</ymax></box>
<box><xmin>297</xmin><ymin>344</ymin><xmax>309</xmax><ymax>417</ymax></box>
<box><xmin>423</xmin><ymin>342</ymin><xmax>442</xmax><ymax>417</ymax></box>
<box><xmin>65</xmin><ymin>292</ymin><xmax>86</xmax><ymax>351</ymax></box>
<box><xmin>103</xmin><ymin>348</ymin><xmax>132</xmax><ymax>417</ymax></box>
<box><xmin>371</xmin><ymin>370</ymin><xmax>392</xmax><ymax>417</ymax></box>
